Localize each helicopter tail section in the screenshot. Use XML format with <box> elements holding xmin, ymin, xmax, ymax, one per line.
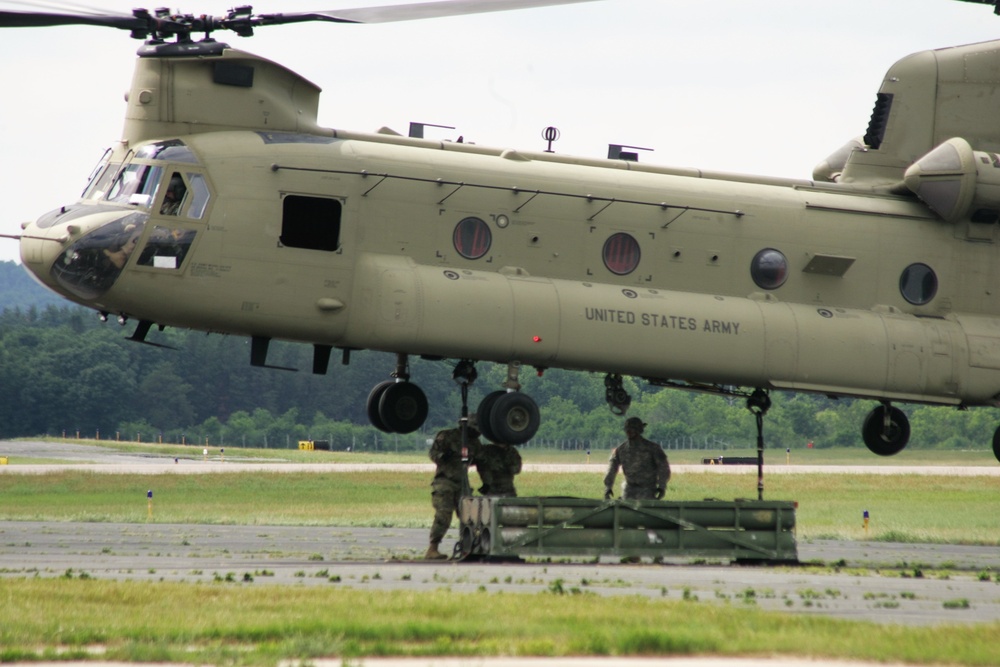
<box><xmin>821</xmin><ymin>39</ymin><xmax>1000</xmax><ymax>226</ymax></box>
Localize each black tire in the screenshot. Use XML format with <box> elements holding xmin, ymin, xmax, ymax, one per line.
<box><xmin>366</xmin><ymin>380</ymin><xmax>395</xmax><ymax>433</ymax></box>
<box><xmin>861</xmin><ymin>405</ymin><xmax>910</xmax><ymax>456</ymax></box>
<box><xmin>378</xmin><ymin>381</ymin><xmax>428</xmax><ymax>434</ymax></box>
<box><xmin>476</xmin><ymin>390</ymin><xmax>506</xmax><ymax>443</ymax></box>
<box><xmin>992</xmin><ymin>426</ymin><xmax>1000</xmax><ymax>464</ymax></box>
<box><xmin>489</xmin><ymin>392</ymin><xmax>540</xmax><ymax>445</ymax></box>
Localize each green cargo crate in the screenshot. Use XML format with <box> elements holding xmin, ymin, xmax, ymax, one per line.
<box><xmin>458</xmin><ymin>496</ymin><xmax>797</xmax><ymax>563</ymax></box>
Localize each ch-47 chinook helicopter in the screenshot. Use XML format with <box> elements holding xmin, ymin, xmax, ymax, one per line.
<box><xmin>6</xmin><ymin>0</ymin><xmax>1000</xmax><ymax>463</ymax></box>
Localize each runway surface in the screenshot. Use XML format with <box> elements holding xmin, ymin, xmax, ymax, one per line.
<box><xmin>3</xmin><ymin>439</ymin><xmax>999</xmax><ymax>476</ymax></box>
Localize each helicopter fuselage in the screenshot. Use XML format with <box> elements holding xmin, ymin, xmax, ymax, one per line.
<box><xmin>17</xmin><ymin>44</ymin><xmax>1000</xmax><ymax>454</ymax></box>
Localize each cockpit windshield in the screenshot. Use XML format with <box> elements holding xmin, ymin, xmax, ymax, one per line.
<box><xmin>100</xmin><ymin>140</ymin><xmax>202</xmax><ymax>210</ymax></box>
<box><xmin>105</xmin><ymin>163</ymin><xmax>163</xmax><ymax>208</ymax></box>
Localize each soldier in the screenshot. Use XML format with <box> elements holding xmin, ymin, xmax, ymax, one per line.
<box><xmin>425</xmin><ymin>417</ymin><xmax>482</xmax><ymax>560</ymax></box>
<box><xmin>475</xmin><ymin>441</ymin><xmax>522</xmax><ymax>497</ymax></box>
<box><xmin>603</xmin><ymin>416</ymin><xmax>670</xmax><ymax>500</ymax></box>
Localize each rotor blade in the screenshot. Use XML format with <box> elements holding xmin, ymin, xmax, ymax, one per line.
<box><xmin>259</xmin><ymin>0</ymin><xmax>603</xmax><ymax>26</ymax></box>
<box><xmin>0</xmin><ymin>9</ymin><xmax>145</xmax><ymax>29</ymax></box>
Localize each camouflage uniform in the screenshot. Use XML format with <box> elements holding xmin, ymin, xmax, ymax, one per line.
<box><xmin>604</xmin><ymin>418</ymin><xmax>670</xmax><ymax>500</ymax></box>
<box><xmin>475</xmin><ymin>443</ymin><xmax>522</xmax><ymax>497</ymax></box>
<box><xmin>426</xmin><ymin>425</ymin><xmax>482</xmax><ymax>558</ymax></box>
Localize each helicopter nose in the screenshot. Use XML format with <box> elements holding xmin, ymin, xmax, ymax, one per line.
<box><xmin>20</xmin><ymin>207</ymin><xmax>149</xmax><ymax>301</ymax></box>
<box><xmin>19</xmin><ymin>218</ymin><xmax>73</xmax><ymax>294</ymax></box>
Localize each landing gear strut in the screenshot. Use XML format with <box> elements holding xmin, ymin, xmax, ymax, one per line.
<box><xmin>366</xmin><ymin>353</ymin><xmax>428</xmax><ymax>434</ymax></box>
<box><xmin>861</xmin><ymin>402</ymin><xmax>910</xmax><ymax>456</ymax></box>
<box><xmin>476</xmin><ymin>361</ymin><xmax>540</xmax><ymax>445</ymax></box>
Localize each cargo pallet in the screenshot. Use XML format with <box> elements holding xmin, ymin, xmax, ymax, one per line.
<box><xmin>458</xmin><ymin>496</ymin><xmax>797</xmax><ymax>563</ymax></box>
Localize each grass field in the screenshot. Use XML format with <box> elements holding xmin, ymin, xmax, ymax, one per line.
<box><xmin>1</xmin><ymin>467</ymin><xmax>997</xmax><ymax>544</ymax></box>
<box><xmin>2</xmin><ymin>579</ymin><xmax>999</xmax><ymax>666</ymax></box>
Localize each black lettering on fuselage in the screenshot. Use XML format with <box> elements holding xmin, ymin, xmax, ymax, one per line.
<box><xmin>588</xmin><ymin>308</ymin><xmax>741</xmax><ymax>335</ymax></box>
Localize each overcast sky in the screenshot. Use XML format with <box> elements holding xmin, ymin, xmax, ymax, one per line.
<box><xmin>1</xmin><ymin>0</ymin><xmax>998</xmax><ymax>264</ymax></box>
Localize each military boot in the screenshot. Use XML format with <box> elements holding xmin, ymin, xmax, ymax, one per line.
<box><xmin>424</xmin><ymin>541</ymin><xmax>448</xmax><ymax>560</ymax></box>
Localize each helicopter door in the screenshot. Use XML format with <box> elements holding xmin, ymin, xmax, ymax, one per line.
<box><xmin>280</xmin><ymin>195</ymin><xmax>341</xmax><ymax>252</ymax></box>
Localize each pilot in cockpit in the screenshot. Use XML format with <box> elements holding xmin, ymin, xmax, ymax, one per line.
<box><xmin>160</xmin><ymin>175</ymin><xmax>186</xmax><ymax>216</ymax></box>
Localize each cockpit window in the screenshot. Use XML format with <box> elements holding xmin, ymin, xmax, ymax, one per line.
<box><xmin>106</xmin><ymin>164</ymin><xmax>163</xmax><ymax>208</ymax></box>
<box><xmin>83</xmin><ymin>164</ymin><xmax>118</xmax><ymax>201</ymax></box>
<box><xmin>137</xmin><ymin>226</ymin><xmax>197</xmax><ymax>270</ymax></box>
<box><xmin>155</xmin><ymin>172</ymin><xmax>211</xmax><ymax>219</ymax></box>
<box><xmin>81</xmin><ymin>148</ymin><xmax>113</xmax><ymax>199</ymax></box>
<box><xmin>134</xmin><ymin>139</ymin><xmax>199</xmax><ymax>163</ymax></box>
<box><xmin>160</xmin><ymin>173</ymin><xmax>187</xmax><ymax>216</ymax></box>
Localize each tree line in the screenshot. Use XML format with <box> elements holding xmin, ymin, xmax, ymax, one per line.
<box><xmin>0</xmin><ymin>263</ymin><xmax>994</xmax><ymax>451</ymax></box>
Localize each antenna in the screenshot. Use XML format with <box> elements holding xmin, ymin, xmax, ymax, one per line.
<box><xmin>541</xmin><ymin>126</ymin><xmax>561</xmax><ymax>153</ymax></box>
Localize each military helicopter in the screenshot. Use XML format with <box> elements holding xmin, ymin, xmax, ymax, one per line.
<box><xmin>5</xmin><ymin>0</ymin><xmax>1000</xmax><ymax>462</ymax></box>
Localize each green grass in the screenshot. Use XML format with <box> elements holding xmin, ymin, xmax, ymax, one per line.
<box><xmin>1</xmin><ymin>469</ymin><xmax>998</xmax><ymax>544</ymax></box>
<box><xmin>1</xmin><ymin>579</ymin><xmax>997</xmax><ymax>666</ymax></box>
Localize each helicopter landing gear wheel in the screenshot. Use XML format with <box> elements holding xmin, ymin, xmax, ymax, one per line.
<box><xmin>488</xmin><ymin>392</ymin><xmax>540</xmax><ymax>445</ymax></box>
<box><xmin>378</xmin><ymin>381</ymin><xmax>428</xmax><ymax>434</ymax></box>
<box><xmin>861</xmin><ymin>404</ymin><xmax>910</xmax><ymax>456</ymax></box>
<box><xmin>366</xmin><ymin>380</ymin><xmax>395</xmax><ymax>433</ymax></box>
<box><xmin>476</xmin><ymin>390</ymin><xmax>506</xmax><ymax>442</ymax></box>
<box><xmin>992</xmin><ymin>425</ymin><xmax>1000</xmax><ymax>464</ymax></box>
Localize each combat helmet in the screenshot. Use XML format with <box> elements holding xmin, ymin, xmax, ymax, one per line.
<box><xmin>624</xmin><ymin>416</ymin><xmax>646</xmax><ymax>433</ymax></box>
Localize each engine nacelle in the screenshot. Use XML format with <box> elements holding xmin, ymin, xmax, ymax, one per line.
<box><xmin>903</xmin><ymin>137</ymin><xmax>1000</xmax><ymax>224</ymax></box>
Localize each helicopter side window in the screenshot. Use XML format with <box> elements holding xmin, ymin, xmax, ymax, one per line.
<box><xmin>186</xmin><ymin>173</ymin><xmax>211</xmax><ymax>219</ymax></box>
<box><xmin>453</xmin><ymin>217</ymin><xmax>492</xmax><ymax>260</ymax></box>
<box><xmin>106</xmin><ymin>164</ymin><xmax>163</xmax><ymax>208</ymax></box>
<box><xmin>280</xmin><ymin>195</ymin><xmax>341</xmax><ymax>252</ymax></box>
<box><xmin>602</xmin><ymin>232</ymin><xmax>641</xmax><ymax>275</ymax></box>
<box><xmin>750</xmin><ymin>248</ymin><xmax>788</xmax><ymax>290</ymax></box>
<box><xmin>899</xmin><ymin>263</ymin><xmax>938</xmax><ymax>305</ymax></box>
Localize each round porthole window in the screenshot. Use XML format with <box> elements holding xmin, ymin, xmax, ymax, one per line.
<box><xmin>750</xmin><ymin>248</ymin><xmax>788</xmax><ymax>290</ymax></box>
<box><xmin>453</xmin><ymin>217</ymin><xmax>491</xmax><ymax>260</ymax></box>
<box><xmin>899</xmin><ymin>263</ymin><xmax>938</xmax><ymax>305</ymax></box>
<box><xmin>602</xmin><ymin>233</ymin><xmax>641</xmax><ymax>275</ymax></box>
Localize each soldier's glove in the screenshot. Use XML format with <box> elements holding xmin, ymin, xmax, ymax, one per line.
<box><xmin>603</xmin><ymin>488</ymin><xmax>613</xmax><ymax>500</ymax></box>
<box><xmin>654</xmin><ymin>487</ymin><xmax>665</xmax><ymax>500</ymax></box>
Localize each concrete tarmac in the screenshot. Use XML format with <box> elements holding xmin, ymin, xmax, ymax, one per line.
<box><xmin>2</xmin><ymin>520</ymin><xmax>999</xmax><ymax>627</ymax></box>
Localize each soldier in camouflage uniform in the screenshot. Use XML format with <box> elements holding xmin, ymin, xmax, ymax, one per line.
<box><xmin>603</xmin><ymin>416</ymin><xmax>670</xmax><ymax>500</ymax></box>
<box><xmin>425</xmin><ymin>418</ymin><xmax>482</xmax><ymax>560</ymax></box>
<box><xmin>475</xmin><ymin>442</ymin><xmax>522</xmax><ymax>497</ymax></box>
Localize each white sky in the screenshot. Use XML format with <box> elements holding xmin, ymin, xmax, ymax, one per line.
<box><xmin>0</xmin><ymin>0</ymin><xmax>998</xmax><ymax>264</ymax></box>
